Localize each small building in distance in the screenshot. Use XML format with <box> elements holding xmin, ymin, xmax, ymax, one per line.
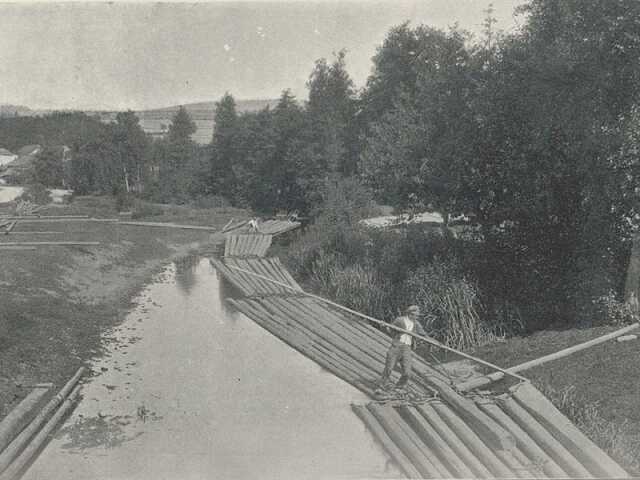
<box><xmin>0</xmin><ymin>144</ymin><xmax>41</xmax><ymax>184</ymax></box>
<box><xmin>0</xmin><ymin>148</ymin><xmax>17</xmax><ymax>168</ymax></box>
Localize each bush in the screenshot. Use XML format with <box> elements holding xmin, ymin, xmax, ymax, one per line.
<box><xmin>592</xmin><ymin>291</ymin><xmax>638</xmax><ymax>326</ymax></box>
<box><xmin>308</xmin><ymin>251</ymin><xmax>395</xmax><ymax>320</ymax></box>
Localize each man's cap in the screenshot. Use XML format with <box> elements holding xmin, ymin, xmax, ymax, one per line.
<box><xmin>405</xmin><ymin>305</ymin><xmax>420</xmax><ymax>314</ymax></box>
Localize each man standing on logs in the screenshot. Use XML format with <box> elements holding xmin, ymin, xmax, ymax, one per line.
<box><xmin>377</xmin><ymin>305</ymin><xmax>426</xmax><ymax>391</ymax></box>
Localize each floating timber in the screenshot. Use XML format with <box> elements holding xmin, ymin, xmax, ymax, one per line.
<box><xmin>212</xmin><ymin>257</ymin><xmax>302</xmax><ymax>296</ymax></box>
<box><xmin>227</xmin><ymin>295</ymin><xmax>449</xmax><ymax>400</ymax></box>
<box><xmin>224</xmin><ymin>234</ymin><xmax>272</xmax><ymax>258</ymax></box>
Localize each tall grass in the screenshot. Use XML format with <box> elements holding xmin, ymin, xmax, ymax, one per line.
<box><xmin>308</xmin><ymin>251</ymin><xmax>394</xmax><ymax>320</ymax></box>
<box><xmin>537</xmin><ymin>382</ymin><xmax>640</xmax><ymax>474</ymax></box>
<box><xmin>404</xmin><ymin>261</ymin><xmax>499</xmax><ymax>350</ymax></box>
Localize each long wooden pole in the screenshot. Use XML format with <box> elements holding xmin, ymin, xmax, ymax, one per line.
<box><xmin>0</xmin><ymin>385</ymin><xmax>82</xmax><ymax>480</ymax></box>
<box><xmin>0</xmin><ymin>241</ymin><xmax>100</xmax><ymax>246</ymax></box>
<box><xmin>0</xmin><ymin>387</ymin><xmax>50</xmax><ymax>454</ymax></box>
<box><xmin>118</xmin><ymin>221</ymin><xmax>217</xmax><ymax>231</ymax></box>
<box><xmin>458</xmin><ymin>322</ymin><xmax>640</xmax><ymax>391</ymax></box>
<box><xmin>0</xmin><ymin>367</ymin><xmax>84</xmax><ymax>475</ymax></box>
<box><xmin>224</xmin><ymin>263</ymin><xmax>528</xmax><ymax>383</ymax></box>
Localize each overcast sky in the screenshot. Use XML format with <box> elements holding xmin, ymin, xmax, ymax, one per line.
<box><xmin>0</xmin><ymin>1</ymin><xmax>527</xmax><ymax>111</ymax></box>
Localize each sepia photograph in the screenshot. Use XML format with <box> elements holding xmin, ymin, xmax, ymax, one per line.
<box><xmin>0</xmin><ymin>0</ymin><xmax>639</xmax><ymax>478</ymax></box>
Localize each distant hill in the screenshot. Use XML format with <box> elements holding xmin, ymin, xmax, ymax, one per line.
<box><xmin>0</xmin><ymin>99</ymin><xmax>280</xmax><ymax>144</ymax></box>
<box><xmin>0</xmin><ymin>104</ymin><xmax>34</xmax><ymax>117</ymax></box>
<box><xmin>94</xmin><ymin>99</ymin><xmax>279</xmax><ymax>144</ymax></box>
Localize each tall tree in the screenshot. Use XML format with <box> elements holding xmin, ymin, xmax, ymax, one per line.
<box><xmin>306</xmin><ymin>50</ymin><xmax>358</xmax><ymax>175</ymax></box>
<box><xmin>210</xmin><ymin>93</ymin><xmax>239</xmax><ymax>199</ymax></box>
<box><xmin>112</xmin><ymin>111</ymin><xmax>149</xmax><ymax>193</ymax></box>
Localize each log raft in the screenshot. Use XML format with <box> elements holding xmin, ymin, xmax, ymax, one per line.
<box><xmin>213</xmin><ymin>231</ymin><xmax>630</xmax><ymax>479</ymax></box>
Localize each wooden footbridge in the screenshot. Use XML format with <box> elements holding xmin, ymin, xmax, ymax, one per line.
<box><xmin>216</xmin><ymin>228</ymin><xmax>629</xmax><ymax>478</ymax></box>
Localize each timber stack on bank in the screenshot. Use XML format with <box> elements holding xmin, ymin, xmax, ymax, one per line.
<box><xmin>216</xmin><ymin>226</ymin><xmax>629</xmax><ymax>478</ymax></box>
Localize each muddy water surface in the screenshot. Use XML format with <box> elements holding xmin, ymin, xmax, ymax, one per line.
<box><xmin>24</xmin><ymin>258</ymin><xmax>399</xmax><ymax>480</ymax></box>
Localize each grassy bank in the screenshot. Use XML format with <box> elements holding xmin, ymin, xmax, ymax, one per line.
<box><xmin>0</xmin><ymin>196</ymin><xmax>248</xmax><ymax>417</ymax></box>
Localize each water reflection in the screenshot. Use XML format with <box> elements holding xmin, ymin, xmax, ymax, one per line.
<box><xmin>173</xmin><ymin>254</ymin><xmax>201</xmax><ymax>294</ymax></box>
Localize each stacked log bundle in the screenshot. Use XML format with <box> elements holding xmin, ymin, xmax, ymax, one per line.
<box><xmin>224</xmin><ymin>234</ymin><xmax>272</xmax><ymax>258</ymax></box>
<box><xmin>0</xmin><ymin>368</ymin><xmax>84</xmax><ymax>480</ymax></box>
<box><xmin>351</xmin><ymin>390</ymin><xmax>629</xmax><ymax>479</ymax></box>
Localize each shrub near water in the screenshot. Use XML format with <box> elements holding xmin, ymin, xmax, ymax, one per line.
<box><xmin>404</xmin><ymin>260</ymin><xmax>498</xmax><ymax>350</ymax></box>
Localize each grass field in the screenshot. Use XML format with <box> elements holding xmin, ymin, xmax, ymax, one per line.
<box><xmin>0</xmin><ymin>196</ymin><xmax>248</xmax><ymax>417</ymax></box>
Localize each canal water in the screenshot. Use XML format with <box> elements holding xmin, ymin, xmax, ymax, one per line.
<box><xmin>24</xmin><ymin>257</ymin><xmax>399</xmax><ymax>480</ymax></box>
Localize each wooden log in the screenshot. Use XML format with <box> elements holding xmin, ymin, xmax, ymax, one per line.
<box><xmin>270</xmin><ymin>298</ymin><xmax>385</xmax><ymax>377</ymax></box>
<box><xmin>0</xmin><ymin>385</ymin><xmax>81</xmax><ymax>480</ymax></box>
<box><xmin>351</xmin><ymin>404</ymin><xmax>421</xmax><ymax>479</ymax></box>
<box><xmin>118</xmin><ymin>221</ymin><xmax>216</xmax><ymax>231</ymax></box>
<box><xmin>255</xmin><ymin>298</ymin><xmax>383</xmax><ymax>390</ymax></box>
<box><xmin>249</xmin><ymin>260</ymin><xmax>282</xmax><ymax>291</ymax></box>
<box><xmin>429</xmin><ymin>400</ymin><xmax>515</xmax><ymax>478</ymax></box>
<box><xmin>277</xmin><ymin>299</ymin><xmax>398</xmax><ymax>389</ymax></box>
<box><xmin>0</xmin><ymin>246</ymin><xmax>36</xmax><ymax>250</ymax></box>
<box><xmin>456</xmin><ymin>371</ymin><xmax>505</xmax><ymax>392</ymax></box>
<box><xmin>228</xmin><ymin>299</ymin><xmax>366</xmax><ymax>393</ymax></box>
<box><xmin>0</xmin><ymin>218</ymin><xmax>118</xmax><ymax>223</ymax></box>
<box><xmin>497</xmin><ymin>392</ymin><xmax>593</xmax><ymax>478</ymax></box>
<box><xmin>4</xmin><ymin>231</ymin><xmax>63</xmax><ymax>235</ymax></box>
<box><xmin>270</xmin><ymin>257</ymin><xmax>303</xmax><ymax>290</ymax></box>
<box><xmin>459</xmin><ymin>323</ymin><xmax>640</xmax><ymax>392</ymax></box>
<box><xmin>386</xmin><ymin>405</ymin><xmax>454</xmax><ymax>478</ymax></box>
<box><xmin>221</xmin><ymin>218</ymin><xmax>234</xmax><ymax>232</ymax></box>
<box><xmin>367</xmin><ymin>404</ymin><xmax>444</xmax><ymax>478</ymax></box>
<box><xmin>222</xmin><ymin>219</ymin><xmax>249</xmax><ymax>233</ymax></box>
<box><xmin>261</xmin><ymin>298</ymin><xmax>384</xmax><ymax>381</ymax></box>
<box><xmin>0</xmin><ymin>387</ymin><xmax>50</xmax><ymax>455</ymax></box>
<box><xmin>512</xmin><ymin>323</ymin><xmax>639</xmax><ymax>373</ymax></box>
<box><xmin>511</xmin><ymin>382</ymin><xmax>629</xmax><ymax>478</ymax></box>
<box><xmin>1</xmin><ymin>215</ymin><xmax>88</xmax><ymax>220</ymax></box>
<box><xmin>416</xmin><ymin>403</ymin><xmax>494</xmax><ymax>478</ymax></box>
<box><xmin>210</xmin><ymin>258</ymin><xmax>254</xmax><ymax>296</ymax></box>
<box><xmin>261</xmin><ymin>258</ymin><xmax>292</xmax><ymax>288</ymax></box>
<box><xmin>4</xmin><ymin>221</ymin><xmax>16</xmax><ymax>235</ymax></box>
<box><xmin>475</xmin><ymin>396</ymin><xmax>568</xmax><ymax>478</ymax></box>
<box><xmin>0</xmin><ymin>241</ymin><xmax>99</xmax><ymax>246</ymax></box>
<box><xmin>232</xmin><ymin>259</ymin><xmax>267</xmax><ymax>293</ymax></box>
<box><xmin>398</xmin><ymin>405</ymin><xmax>475</xmax><ymax>478</ymax></box>
<box><xmin>0</xmin><ymin>367</ymin><xmax>84</xmax><ymax>475</ymax></box>
<box><xmin>259</xmin><ymin>235</ymin><xmax>272</xmax><ymax>256</ymax></box>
